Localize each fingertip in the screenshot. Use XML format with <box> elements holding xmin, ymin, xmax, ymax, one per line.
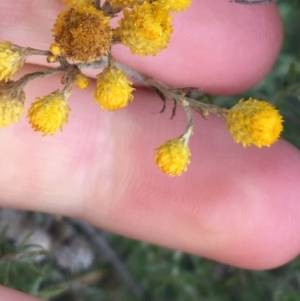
<box><xmin>0</xmin><ymin>286</ymin><xmax>42</xmax><ymax>301</ymax></box>
<box><xmin>88</xmin><ymin>90</ymin><xmax>300</xmax><ymax>269</ymax></box>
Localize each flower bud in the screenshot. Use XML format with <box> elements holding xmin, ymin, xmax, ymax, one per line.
<box><xmin>155</xmin><ymin>137</ymin><xmax>191</xmax><ymax>176</ymax></box>
<box><xmin>0</xmin><ymin>41</ymin><xmax>27</xmax><ymax>81</ymax></box>
<box><xmin>27</xmin><ymin>91</ymin><xmax>71</xmax><ymax>135</ymax></box>
<box><xmin>74</xmin><ymin>73</ymin><xmax>90</xmax><ymax>90</ymax></box>
<box><xmin>94</xmin><ymin>66</ymin><xmax>134</xmax><ymax>111</ymax></box>
<box><xmin>116</xmin><ymin>2</ymin><xmax>173</xmax><ymax>56</ymax></box>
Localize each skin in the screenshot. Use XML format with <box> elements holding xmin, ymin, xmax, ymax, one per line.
<box><xmin>1</xmin><ymin>0</ymin><xmax>299</xmax><ymax>300</ymax></box>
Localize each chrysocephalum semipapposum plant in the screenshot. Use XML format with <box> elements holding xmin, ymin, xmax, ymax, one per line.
<box><xmin>0</xmin><ymin>0</ymin><xmax>283</xmax><ymax>176</ymax></box>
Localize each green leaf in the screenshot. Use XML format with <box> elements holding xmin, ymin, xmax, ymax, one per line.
<box><xmin>21</xmin><ymin>262</ymin><xmax>44</xmax><ymax>277</ymax></box>
<box><xmin>36</xmin><ymin>285</ymin><xmax>68</xmax><ymax>299</ymax></box>
<box><xmin>283</xmin><ymin>60</ymin><xmax>298</xmax><ymax>88</ymax></box>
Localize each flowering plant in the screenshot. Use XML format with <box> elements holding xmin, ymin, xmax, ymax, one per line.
<box><xmin>0</xmin><ymin>0</ymin><xmax>283</xmax><ymax>176</ymax></box>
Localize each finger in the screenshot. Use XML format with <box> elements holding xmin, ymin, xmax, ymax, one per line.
<box><xmin>1</xmin><ymin>64</ymin><xmax>300</xmax><ymax>269</ymax></box>
<box><xmin>0</xmin><ymin>0</ymin><xmax>282</xmax><ymax>94</ymax></box>
<box><xmin>0</xmin><ymin>286</ymin><xmax>41</xmax><ymax>301</ymax></box>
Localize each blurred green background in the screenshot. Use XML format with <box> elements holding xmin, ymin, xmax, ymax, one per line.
<box><xmin>1</xmin><ymin>1</ymin><xmax>300</xmax><ymax>301</ymax></box>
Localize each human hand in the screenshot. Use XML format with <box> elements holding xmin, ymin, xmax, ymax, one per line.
<box><xmin>1</xmin><ymin>1</ymin><xmax>299</xmax><ymax>300</ymax></box>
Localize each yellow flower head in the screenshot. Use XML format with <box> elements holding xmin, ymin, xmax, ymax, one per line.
<box><xmin>0</xmin><ymin>42</ymin><xmax>27</xmax><ymax>82</ymax></box>
<box><xmin>225</xmin><ymin>98</ymin><xmax>283</xmax><ymax>148</ymax></box>
<box><xmin>108</xmin><ymin>0</ymin><xmax>139</xmax><ymax>8</ymax></box>
<box><xmin>27</xmin><ymin>91</ymin><xmax>71</xmax><ymax>135</ymax></box>
<box><xmin>157</xmin><ymin>0</ymin><xmax>191</xmax><ymax>12</ymax></box>
<box><xmin>0</xmin><ymin>81</ymin><xmax>25</xmax><ymax>128</ymax></box>
<box><xmin>155</xmin><ymin>137</ymin><xmax>191</xmax><ymax>176</ymax></box>
<box><xmin>94</xmin><ymin>66</ymin><xmax>134</xmax><ymax>111</ymax></box>
<box><xmin>74</xmin><ymin>73</ymin><xmax>90</xmax><ymax>90</ymax></box>
<box><xmin>116</xmin><ymin>2</ymin><xmax>173</xmax><ymax>56</ymax></box>
<box><xmin>61</xmin><ymin>0</ymin><xmax>94</xmax><ymax>6</ymax></box>
<box><xmin>52</xmin><ymin>5</ymin><xmax>112</xmax><ymax>62</ymax></box>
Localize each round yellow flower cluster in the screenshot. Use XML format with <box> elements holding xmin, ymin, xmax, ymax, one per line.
<box><xmin>0</xmin><ymin>42</ymin><xmax>27</xmax><ymax>82</ymax></box>
<box><xmin>115</xmin><ymin>2</ymin><xmax>173</xmax><ymax>56</ymax></box>
<box><xmin>225</xmin><ymin>98</ymin><xmax>283</xmax><ymax>148</ymax></box>
<box><xmin>94</xmin><ymin>66</ymin><xmax>134</xmax><ymax>111</ymax></box>
<box><xmin>27</xmin><ymin>91</ymin><xmax>71</xmax><ymax>136</ymax></box>
<box><xmin>155</xmin><ymin>137</ymin><xmax>191</xmax><ymax>176</ymax></box>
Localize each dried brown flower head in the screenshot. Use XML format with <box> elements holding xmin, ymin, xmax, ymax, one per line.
<box><xmin>51</xmin><ymin>5</ymin><xmax>113</xmax><ymax>63</ymax></box>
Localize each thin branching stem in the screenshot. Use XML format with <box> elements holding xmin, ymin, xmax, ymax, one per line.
<box><xmin>16</xmin><ymin>68</ymin><xmax>67</xmax><ymax>90</ymax></box>
<box><xmin>181</xmin><ymin>99</ymin><xmax>194</xmax><ymax>131</ymax></box>
<box><xmin>115</xmin><ymin>61</ymin><xmax>227</xmax><ymax>118</ymax></box>
<box><xmin>26</xmin><ymin>47</ymin><xmax>52</xmax><ymax>57</ymax></box>
<box><xmin>78</xmin><ymin>58</ymin><xmax>108</xmax><ymax>70</ymax></box>
<box><xmin>95</xmin><ymin>0</ymin><xmax>101</xmax><ymax>10</ymax></box>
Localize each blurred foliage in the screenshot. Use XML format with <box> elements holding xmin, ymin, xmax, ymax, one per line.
<box><xmin>2</xmin><ymin>227</ymin><xmax>300</xmax><ymax>301</ymax></box>
<box><xmin>0</xmin><ymin>228</ymin><xmax>46</xmax><ymax>288</ymax></box>
<box><xmin>1</xmin><ymin>1</ymin><xmax>300</xmax><ymax>301</ymax></box>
